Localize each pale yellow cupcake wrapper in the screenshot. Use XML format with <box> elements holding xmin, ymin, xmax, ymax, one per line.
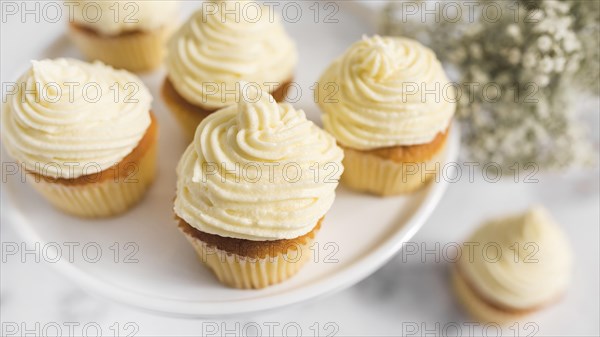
<box><xmin>341</xmin><ymin>142</ymin><xmax>448</xmax><ymax>196</ymax></box>
<box><xmin>181</xmin><ymin>228</ymin><xmax>316</xmax><ymax>289</ymax></box>
<box><xmin>452</xmin><ymin>266</ymin><xmax>527</xmax><ymax>325</ymax></box>
<box><xmin>68</xmin><ymin>23</ymin><xmax>175</xmax><ymax>72</ymax></box>
<box><xmin>27</xmin><ymin>139</ymin><xmax>157</xmax><ymax>218</ymax></box>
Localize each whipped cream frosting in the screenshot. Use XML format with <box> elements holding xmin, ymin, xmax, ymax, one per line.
<box><xmin>166</xmin><ymin>0</ymin><xmax>297</xmax><ymax>110</ymax></box>
<box><xmin>318</xmin><ymin>35</ymin><xmax>455</xmax><ymax>150</ymax></box>
<box><xmin>70</xmin><ymin>1</ymin><xmax>179</xmax><ymax>36</ymax></box>
<box><xmin>174</xmin><ymin>86</ymin><xmax>343</xmax><ymax>241</ymax></box>
<box><xmin>459</xmin><ymin>206</ymin><xmax>572</xmax><ymax>310</ymax></box>
<box><xmin>1</xmin><ymin>58</ymin><xmax>152</xmax><ymax>179</ymax></box>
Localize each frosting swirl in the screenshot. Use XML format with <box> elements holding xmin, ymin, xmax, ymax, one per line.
<box><xmin>318</xmin><ymin>35</ymin><xmax>455</xmax><ymax>150</ymax></box>
<box><xmin>70</xmin><ymin>1</ymin><xmax>180</xmax><ymax>36</ymax></box>
<box><xmin>458</xmin><ymin>206</ymin><xmax>572</xmax><ymax>310</ymax></box>
<box><xmin>174</xmin><ymin>85</ymin><xmax>343</xmax><ymax>241</ymax></box>
<box><xmin>166</xmin><ymin>0</ymin><xmax>297</xmax><ymax>110</ymax></box>
<box><xmin>1</xmin><ymin>58</ymin><xmax>152</xmax><ymax>179</ymax></box>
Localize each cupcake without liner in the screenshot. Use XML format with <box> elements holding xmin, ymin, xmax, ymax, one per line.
<box><xmin>316</xmin><ymin>35</ymin><xmax>455</xmax><ymax>196</ymax></box>
<box><xmin>173</xmin><ymin>86</ymin><xmax>343</xmax><ymax>289</ymax></box>
<box><xmin>68</xmin><ymin>0</ymin><xmax>179</xmax><ymax>72</ymax></box>
<box><xmin>453</xmin><ymin>206</ymin><xmax>572</xmax><ymax>324</ymax></box>
<box><xmin>1</xmin><ymin>58</ymin><xmax>157</xmax><ymax>217</ymax></box>
<box><xmin>163</xmin><ymin>0</ymin><xmax>297</xmax><ymax>140</ymax></box>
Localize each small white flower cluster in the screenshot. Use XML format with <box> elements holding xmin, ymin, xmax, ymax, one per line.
<box><xmin>571</xmin><ymin>0</ymin><xmax>600</xmax><ymax>93</ymax></box>
<box><xmin>521</xmin><ymin>1</ymin><xmax>582</xmax><ymax>87</ymax></box>
<box><xmin>381</xmin><ymin>0</ymin><xmax>598</xmax><ymax>171</ymax></box>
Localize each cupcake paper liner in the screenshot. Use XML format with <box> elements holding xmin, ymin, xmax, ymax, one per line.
<box><xmin>68</xmin><ymin>23</ymin><xmax>175</xmax><ymax>72</ymax></box>
<box><xmin>340</xmin><ymin>140</ymin><xmax>448</xmax><ymax>196</ymax></box>
<box><xmin>180</xmin><ymin>223</ymin><xmax>319</xmax><ymax>289</ymax></box>
<box><xmin>28</xmin><ymin>136</ymin><xmax>157</xmax><ymax>218</ymax></box>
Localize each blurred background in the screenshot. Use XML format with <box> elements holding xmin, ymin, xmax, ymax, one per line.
<box><xmin>1</xmin><ymin>1</ymin><xmax>599</xmax><ymax>336</ymax></box>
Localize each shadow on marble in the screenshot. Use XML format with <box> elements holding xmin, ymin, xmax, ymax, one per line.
<box><xmin>59</xmin><ymin>288</ymin><xmax>109</xmax><ymax>322</ymax></box>
<box><xmin>354</xmin><ymin>256</ymin><xmax>467</xmax><ymax>323</ymax></box>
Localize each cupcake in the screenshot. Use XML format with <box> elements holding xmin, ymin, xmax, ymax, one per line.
<box><xmin>453</xmin><ymin>206</ymin><xmax>572</xmax><ymax>324</ymax></box>
<box><xmin>163</xmin><ymin>0</ymin><xmax>297</xmax><ymax>140</ymax></box>
<box><xmin>68</xmin><ymin>1</ymin><xmax>179</xmax><ymax>72</ymax></box>
<box><xmin>316</xmin><ymin>35</ymin><xmax>455</xmax><ymax>196</ymax></box>
<box><xmin>1</xmin><ymin>58</ymin><xmax>156</xmax><ymax>217</ymax></box>
<box><xmin>174</xmin><ymin>85</ymin><xmax>343</xmax><ymax>289</ymax></box>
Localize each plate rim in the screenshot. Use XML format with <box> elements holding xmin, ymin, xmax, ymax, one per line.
<box><xmin>2</xmin><ymin>124</ymin><xmax>460</xmax><ymax>317</ymax></box>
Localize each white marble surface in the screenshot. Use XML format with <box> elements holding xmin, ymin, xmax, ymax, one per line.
<box><xmin>1</xmin><ymin>1</ymin><xmax>599</xmax><ymax>336</ymax></box>
<box><xmin>3</xmin><ymin>169</ymin><xmax>599</xmax><ymax>336</ymax></box>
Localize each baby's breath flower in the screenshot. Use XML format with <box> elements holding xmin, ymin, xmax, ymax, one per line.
<box><xmin>539</xmin><ymin>57</ymin><xmax>555</xmax><ymax>74</ymax></box>
<box><xmin>535</xmin><ymin>74</ymin><xmax>550</xmax><ymax>88</ymax></box>
<box><xmin>469</xmin><ymin>44</ymin><xmax>483</xmax><ymax>59</ymax></box>
<box><xmin>471</xmin><ymin>67</ymin><xmax>489</xmax><ymax>83</ymax></box>
<box><xmin>507</xmin><ymin>48</ymin><xmax>522</xmax><ymax>65</ymax></box>
<box><xmin>554</xmin><ymin>57</ymin><xmax>566</xmax><ymax>72</ymax></box>
<box><xmin>563</xmin><ymin>35</ymin><xmax>580</xmax><ymax>53</ymax></box>
<box><xmin>537</xmin><ymin>35</ymin><xmax>553</xmax><ymax>52</ymax></box>
<box><xmin>381</xmin><ymin>0</ymin><xmax>598</xmax><ymax>171</ymax></box>
<box><xmin>522</xmin><ymin>52</ymin><xmax>538</xmax><ymax>68</ymax></box>
<box><xmin>448</xmin><ymin>47</ymin><xmax>467</xmax><ymax>63</ymax></box>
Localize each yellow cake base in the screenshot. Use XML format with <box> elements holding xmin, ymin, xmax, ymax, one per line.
<box><xmin>179</xmin><ymin>219</ymin><xmax>320</xmax><ymax>289</ymax></box>
<box><xmin>68</xmin><ymin>23</ymin><xmax>174</xmax><ymax>72</ymax></box>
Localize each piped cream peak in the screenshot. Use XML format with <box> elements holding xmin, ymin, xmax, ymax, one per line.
<box><xmin>174</xmin><ymin>86</ymin><xmax>344</xmax><ymax>241</ymax></box>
